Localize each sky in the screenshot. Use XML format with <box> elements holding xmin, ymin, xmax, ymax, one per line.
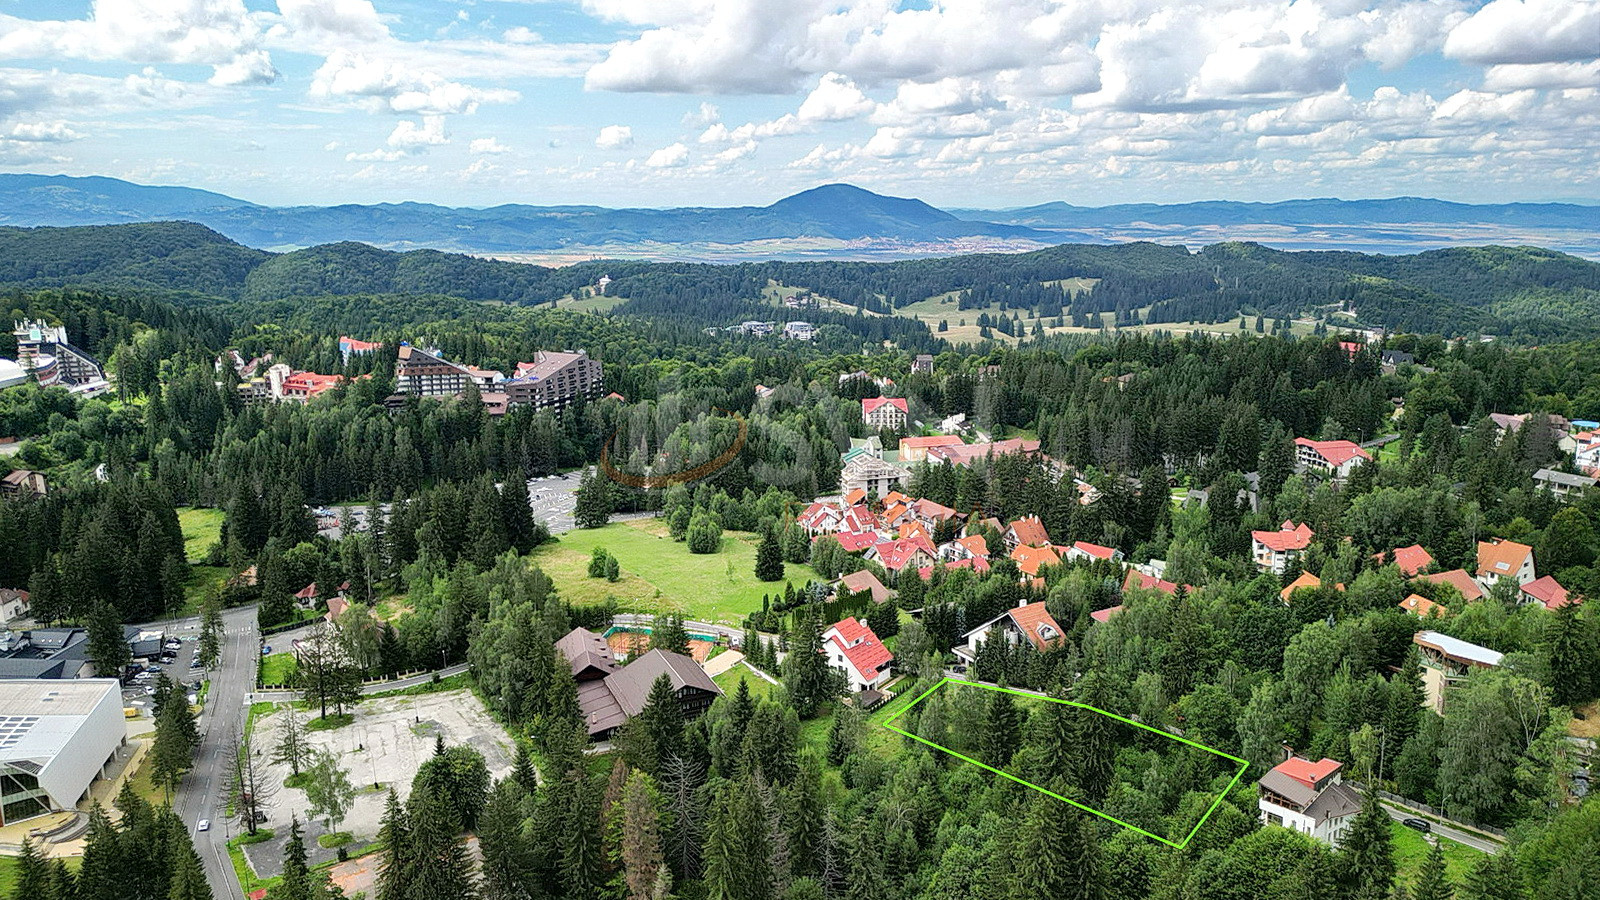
<box><xmin>0</xmin><ymin>0</ymin><xmax>1597</xmax><ymax>209</ymax></box>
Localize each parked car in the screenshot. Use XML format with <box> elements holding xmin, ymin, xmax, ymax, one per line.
<box><xmin>262</xmin><ymin>645</ymin><xmax>273</xmax><ymax>655</ymax></box>
<box><xmin>1401</xmin><ymin>817</ymin><xmax>1431</xmax><ymax>833</ymax></box>
<box><xmin>190</xmin><ymin>658</ymin><xmax>204</xmax><ymax>669</ymax></box>
<box><xmin>164</xmin><ymin>639</ymin><xmax>182</xmax><ymax>650</ymax></box>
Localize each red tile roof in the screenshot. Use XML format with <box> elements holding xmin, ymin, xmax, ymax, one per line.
<box><xmin>825</xmin><ymin>617</ymin><xmax>893</xmax><ymax>678</ymax></box>
<box><xmin>956</xmin><ymin>534</ymin><xmax>988</xmax><ymax>557</ymax></box>
<box><xmin>911</xmin><ymin>498</ymin><xmax>959</xmax><ymax>521</ymax></box>
<box><xmin>1521</xmin><ymin>575</ymin><xmax>1573</xmax><ymax>610</ymax></box>
<box><xmin>1011</xmin><ymin>543</ymin><xmax>1061</xmax><ymax>577</ymax></box>
<box><xmin>1007</xmin><ymin>515</ymin><xmax>1051</xmax><ymax>547</ymax></box>
<box><xmin>1416</xmin><ymin>568</ymin><xmax>1483</xmax><ymax>602</ymax></box>
<box><xmin>1477</xmin><ymin>539</ymin><xmax>1534</xmax><ymax>579</ymax></box>
<box><xmin>1387</xmin><ymin>544</ymin><xmax>1434</xmax><ymax>577</ymax></box>
<box><xmin>1071</xmin><ymin>540</ymin><xmax>1118</xmax><ymax>560</ymax></box>
<box><xmin>862</xmin><ymin>396</ymin><xmax>909</xmax><ymax>415</ymax></box>
<box><xmin>1089</xmin><ymin>605</ymin><xmax>1124</xmax><ymax>623</ymax></box>
<box><xmin>917</xmin><ymin>557</ymin><xmax>991</xmax><ymax>580</ymax></box>
<box><xmin>844</xmin><ymin>488</ymin><xmax>867</xmax><ymax>506</ymax></box>
<box><xmin>1253</xmin><ymin>521</ymin><xmax>1315</xmax><ymax>552</ymax></box>
<box><xmin>832</xmin><ymin>531</ymin><xmax>879</xmax><ymax>553</ymax></box>
<box><xmin>1295</xmin><ymin>438</ymin><xmax>1372</xmax><ymax>468</ymax></box>
<box><xmin>1271</xmin><ymin>756</ymin><xmax>1342</xmax><ymax>790</ymax></box>
<box><xmin>872</xmin><ymin>535</ymin><xmax>935</xmax><ymax>571</ymax></box>
<box><xmin>1009</xmin><ymin>602</ymin><xmax>1065</xmax><ymax>650</ymax></box>
<box><xmin>294</xmin><ymin>582</ymin><xmax>318</xmax><ymax>600</ymax></box>
<box><xmin>899</xmin><ymin>435</ymin><xmax>965</xmax><ymax>450</ymax></box>
<box><xmin>1280</xmin><ymin>571</ymin><xmax>1322</xmax><ymax>602</ymax></box>
<box><xmin>1399</xmin><ymin>593</ymin><xmax>1445</xmax><ymax>618</ymax></box>
<box><xmin>1122</xmin><ymin>570</ymin><xmax>1180</xmax><ymax>596</ymax></box>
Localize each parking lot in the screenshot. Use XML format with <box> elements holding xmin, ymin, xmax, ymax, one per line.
<box><xmin>121</xmin><ymin>624</ymin><xmax>206</xmax><ymax>712</ymax></box>
<box><xmin>527</xmin><ymin>473</ymin><xmax>581</xmax><ymax>533</ymax></box>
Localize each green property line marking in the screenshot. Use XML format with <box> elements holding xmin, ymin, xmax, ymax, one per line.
<box><xmin>881</xmin><ymin>676</ymin><xmax>1250</xmax><ymax>850</ymax></box>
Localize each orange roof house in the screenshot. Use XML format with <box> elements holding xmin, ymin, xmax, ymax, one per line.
<box><xmin>1476</xmin><ymin>539</ymin><xmax>1536</xmax><ymax>590</ymax></box>
<box><xmin>1383</xmin><ymin>544</ymin><xmax>1435</xmax><ymax>577</ymax></box>
<box><xmin>1005</xmin><ymin>515</ymin><xmax>1052</xmax><ymax>550</ymax></box>
<box><xmin>1011</xmin><ymin>543</ymin><xmax>1061</xmax><ymax>578</ymax></box>
<box><xmin>1416</xmin><ymin>569</ymin><xmax>1484</xmax><ymax>602</ymax></box>
<box><xmin>1520</xmin><ymin>575</ymin><xmax>1575</xmax><ymax>610</ymax></box>
<box><xmin>1122</xmin><ymin>570</ymin><xmax>1181</xmax><ymax>596</ymax></box>
<box><xmin>1398</xmin><ymin>593</ymin><xmax>1446</xmax><ymax>618</ymax></box>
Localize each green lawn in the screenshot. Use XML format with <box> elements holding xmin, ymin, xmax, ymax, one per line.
<box><xmin>714</xmin><ymin>665</ymin><xmax>776</xmax><ymax>701</ymax></box>
<box><xmin>1390</xmin><ymin>820</ymin><xmax>1484</xmax><ymax>888</ymax></box>
<box><xmin>259</xmin><ymin>652</ymin><xmax>298</xmax><ymax>687</ymax></box>
<box><xmin>0</xmin><ymin>856</ymin><xmax>15</xmax><ymax>895</ymax></box>
<box><xmin>558</xmin><ymin>293</ymin><xmax>630</xmax><ymax>313</ymax></box>
<box><xmin>531</xmin><ymin>519</ymin><xmax>828</xmax><ymax>626</ymax></box>
<box><xmin>176</xmin><ymin>507</ymin><xmax>226</xmax><ymax>563</ymax></box>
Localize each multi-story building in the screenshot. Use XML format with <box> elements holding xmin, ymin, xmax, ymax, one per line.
<box><xmin>862</xmin><ymin>396</ymin><xmax>909</xmax><ymax>430</ymax></box>
<box><xmin>1257</xmin><ymin>756</ymin><xmax>1362</xmax><ymax>845</ymax></box>
<box><xmin>1251</xmin><ymin>520</ymin><xmax>1315</xmax><ymax>575</ymax></box>
<box><xmin>1414</xmin><ymin>630</ymin><xmax>1503</xmax><ymax>714</ymax></box>
<box><xmin>782</xmin><ymin>321</ymin><xmax>815</xmax><ymax>340</ymax></box>
<box><xmin>840</xmin><ymin>454</ymin><xmax>910</xmax><ymax>499</ymax></box>
<box><xmin>1475</xmin><ymin>538</ymin><xmax>1536</xmax><ymax>594</ymax></box>
<box><xmin>338</xmin><ymin>336</ymin><xmax>383</xmax><ymax>365</ymax></box>
<box><xmin>394</xmin><ymin>344</ymin><xmax>474</xmax><ymax>397</ymax></box>
<box><xmin>822</xmin><ymin>617</ymin><xmax>893</xmax><ymax>693</ymax></box>
<box><xmin>12</xmin><ymin>320</ymin><xmax>103</xmax><ymax>387</ymax></box>
<box><xmin>0</xmin><ymin>679</ymin><xmax>125</xmax><ymax>827</ymax></box>
<box><xmin>503</xmin><ymin>350</ymin><xmax>603</xmax><ymax>411</ymax></box>
<box><xmin>1294</xmin><ymin>438</ymin><xmax>1371</xmax><ymax>482</ymax></box>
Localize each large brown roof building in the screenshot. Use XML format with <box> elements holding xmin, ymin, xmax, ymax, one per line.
<box><xmin>564</xmin><ymin>630</ymin><xmax>722</xmax><ymax>739</ymax></box>
<box><xmin>504</xmin><ymin>350</ymin><xmax>603</xmax><ymax>411</ymax></box>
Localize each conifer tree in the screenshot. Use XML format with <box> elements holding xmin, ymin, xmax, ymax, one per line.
<box><xmin>1459</xmin><ymin>852</ymin><xmax>1524</xmax><ymax>900</ymax></box>
<box><xmin>980</xmin><ymin>686</ymin><xmax>1022</xmax><ymax>768</ymax></box>
<box><xmin>410</xmin><ymin>790</ymin><xmax>479</xmax><ymax>900</ymax></box>
<box><xmin>560</xmin><ymin>771</ymin><xmax>605</xmax><ymax>900</ymax></box>
<box><xmin>1009</xmin><ymin>785</ymin><xmax>1104</xmax><ymax>900</ymax></box>
<box><xmin>276</xmin><ymin>817</ymin><xmax>313</xmax><ymax>900</ymax></box>
<box><xmin>87</xmin><ymin>600</ymin><xmax>130</xmax><ymax>678</ymax></box>
<box><xmin>478</xmin><ymin>778</ymin><xmax>534</xmax><ymax>900</ymax></box>
<box><xmin>511</xmin><ymin>741</ymin><xmax>539</xmax><ymax>794</ymax></box>
<box><xmin>1338</xmin><ymin>786</ymin><xmax>1395</xmax><ymax>900</ymax></box>
<box><xmin>755</xmin><ymin>527</ymin><xmax>785</xmax><ymax>582</ymax></box>
<box><xmin>1412</xmin><ymin>840</ymin><xmax>1453</xmax><ymax>900</ymax></box>
<box><xmin>166</xmin><ymin>815</ymin><xmax>211</xmax><ymax>900</ymax></box>
<box><xmin>574</xmin><ymin>469</ymin><xmax>614</xmax><ymax>530</ymax></box>
<box><xmin>375</xmin><ymin>790</ymin><xmax>413</xmax><ymax>900</ymax></box>
<box><xmin>10</xmin><ymin>837</ymin><xmax>49</xmax><ymax>900</ymax></box>
<box><xmin>619</xmin><ymin>770</ymin><xmax>666</xmax><ymax>900</ymax></box>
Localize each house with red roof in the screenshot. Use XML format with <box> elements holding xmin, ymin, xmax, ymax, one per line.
<box><xmin>939</xmin><ymin>533</ymin><xmax>988</xmax><ymax>563</ymax></box>
<box><xmin>1011</xmin><ymin>543</ymin><xmax>1061</xmax><ymax>579</ymax></box>
<box><xmin>1415</xmin><ymin>568</ymin><xmax>1484</xmax><ymax>602</ymax></box>
<box><xmin>1520</xmin><ymin>575</ymin><xmax>1575</xmax><ymax>610</ymax></box>
<box><xmin>897</xmin><ymin>435</ymin><xmax>966</xmax><ymax>463</ymax></box>
<box><xmin>866</xmin><ymin>535</ymin><xmax>936</xmax><ymax>574</ymax></box>
<box><xmin>840</xmin><ymin>504</ymin><xmax>880</xmax><ymax>535</ymax></box>
<box><xmin>1294</xmin><ymin>438</ymin><xmax>1372</xmax><ymax>482</ymax></box>
<box><xmin>1258</xmin><ymin>756</ymin><xmax>1362</xmax><ymax>845</ymax></box>
<box><xmin>955</xmin><ymin>601</ymin><xmax>1065</xmax><ymax>665</ymax></box>
<box><xmin>822</xmin><ymin>617</ymin><xmax>894</xmax><ymax>692</ymax></box>
<box><xmin>1065</xmin><ymin>540</ymin><xmax>1123</xmax><ymax>565</ymax></box>
<box><xmin>836</xmin><ymin>570</ymin><xmax>894</xmax><ymax>605</ymax></box>
<box><xmin>798</xmin><ymin>502</ymin><xmax>844</xmax><ymax>535</ymax></box>
<box><xmin>1279</xmin><ymin>571</ymin><xmax>1341</xmax><ymax>604</ymax></box>
<box><xmin>1399</xmin><ymin>593</ymin><xmax>1446</xmax><ymax>618</ymax></box>
<box><xmin>1122</xmin><ymin>570</ymin><xmax>1181</xmax><ymax>597</ymax></box>
<box><xmin>862</xmin><ymin>396</ymin><xmax>909</xmax><ymax>430</ymax></box>
<box><xmin>1251</xmin><ymin>521</ymin><xmax>1315</xmax><ymax>575</ymax></box>
<box><xmin>1004</xmin><ymin>515</ymin><xmax>1052</xmax><ymax>552</ymax></box>
<box><xmin>926</xmin><ymin>438</ymin><xmax>1043</xmax><ymax>467</ymax></box>
<box><xmin>917</xmin><ymin>556</ymin><xmax>991</xmax><ymax>580</ymax></box>
<box><xmin>1089</xmin><ymin>605</ymin><xmax>1123</xmax><ymax>624</ymax></box>
<box><xmin>293</xmin><ymin>582</ymin><xmax>319</xmax><ymax>608</ymax></box>
<box><xmin>831</xmin><ymin>531</ymin><xmax>880</xmax><ymax>554</ymax></box>
<box><xmin>1382</xmin><ymin>544</ymin><xmax>1434</xmax><ymax>577</ymax></box>
<box><xmin>280</xmin><ymin>371</ymin><xmax>344</xmax><ymax>402</ymax></box>
<box><xmin>909</xmin><ymin>497</ymin><xmax>960</xmax><ymax>528</ymax></box>
<box><xmin>843</xmin><ymin>488</ymin><xmax>868</xmax><ymax>506</ymax></box>
<box><xmin>1476</xmin><ymin>539</ymin><xmax>1536</xmax><ymax>592</ymax></box>
<box><xmin>338</xmin><ymin>335</ymin><xmax>382</xmax><ymax>363</ymax></box>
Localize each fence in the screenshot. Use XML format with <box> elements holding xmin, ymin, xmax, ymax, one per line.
<box><xmin>1348</xmin><ymin>781</ymin><xmax>1509</xmax><ymax>839</ymax></box>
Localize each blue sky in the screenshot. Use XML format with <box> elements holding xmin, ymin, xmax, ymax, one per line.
<box><xmin>1</xmin><ymin>0</ymin><xmax>1597</xmax><ymax>208</ymax></box>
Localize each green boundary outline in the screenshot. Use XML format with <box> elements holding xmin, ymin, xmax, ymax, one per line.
<box><xmin>881</xmin><ymin>677</ymin><xmax>1250</xmax><ymax>849</ymax></box>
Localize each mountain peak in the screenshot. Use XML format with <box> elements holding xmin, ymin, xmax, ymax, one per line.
<box><xmin>767</xmin><ymin>183</ymin><xmax>956</xmax><ymax>226</ymax></box>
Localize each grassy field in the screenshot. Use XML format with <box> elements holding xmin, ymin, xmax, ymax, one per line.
<box><xmin>530</xmin><ymin>519</ymin><xmax>827</xmax><ymax>625</ymax></box>
<box><xmin>1390</xmin><ymin>820</ymin><xmax>1484</xmax><ymax>887</ymax></box>
<box><xmin>557</xmin><ymin>292</ymin><xmax>631</xmax><ymax>313</ymax></box>
<box><xmin>0</xmin><ymin>856</ymin><xmax>14</xmax><ymax>895</ymax></box>
<box><xmin>713</xmin><ymin>664</ymin><xmax>777</xmax><ymax>701</ymax></box>
<box><xmin>259</xmin><ymin>652</ymin><xmax>298</xmax><ymax>687</ymax></box>
<box><xmin>176</xmin><ymin>506</ymin><xmax>225</xmax><ymax>562</ymax></box>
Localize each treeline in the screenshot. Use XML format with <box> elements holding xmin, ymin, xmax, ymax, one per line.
<box><xmin>7</xmin><ymin>784</ymin><xmax>209</xmax><ymax>900</ymax></box>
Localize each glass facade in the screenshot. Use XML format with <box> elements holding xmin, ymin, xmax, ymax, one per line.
<box><xmin>0</xmin><ymin>765</ymin><xmax>51</xmax><ymax>826</ymax></box>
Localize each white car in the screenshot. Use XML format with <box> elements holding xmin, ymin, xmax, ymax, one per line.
<box><xmin>197</xmin><ymin>819</ymin><xmax>210</xmax><ymax>832</ymax></box>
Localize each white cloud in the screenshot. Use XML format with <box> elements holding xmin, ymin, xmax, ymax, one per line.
<box><xmin>1444</xmin><ymin>0</ymin><xmax>1600</xmax><ymax>65</ymax></box>
<box><xmin>595</xmin><ymin>124</ymin><xmax>634</xmax><ymax>148</ymax></box>
<box><xmin>310</xmin><ymin>50</ymin><xmax>520</xmax><ymax>114</ymax></box>
<box><xmin>503</xmin><ymin>26</ymin><xmax>542</xmax><ymax>45</ymax></box>
<box><xmin>7</xmin><ymin>121</ymin><xmax>84</xmax><ymax>142</ymax></box>
<box><xmin>346</xmin><ymin>148</ymin><xmax>406</xmax><ymax>161</ymax></box>
<box><xmin>0</xmin><ymin>0</ymin><xmax>276</xmax><ymax>86</ymax></box>
<box><xmin>797</xmin><ymin>73</ymin><xmax>873</xmax><ymax>121</ymax></box>
<box><xmin>275</xmin><ymin>0</ymin><xmax>388</xmax><ymax>45</ymax></box>
<box><xmin>645</xmin><ymin>142</ymin><xmax>689</xmax><ymax>167</ymax></box>
<box><xmin>683</xmin><ymin>102</ymin><xmax>720</xmax><ymax>126</ymax></box>
<box><xmin>387</xmin><ymin>116</ymin><xmax>448</xmax><ymax>149</ymax></box>
<box><xmin>469</xmin><ymin>137</ymin><xmax>511</xmax><ymax>154</ymax></box>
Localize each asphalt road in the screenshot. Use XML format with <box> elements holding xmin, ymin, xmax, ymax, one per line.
<box><xmin>1380</xmin><ymin>803</ymin><xmax>1505</xmax><ymax>854</ymax></box>
<box><xmin>173</xmin><ymin>605</ymin><xmax>260</xmax><ymax>900</ymax></box>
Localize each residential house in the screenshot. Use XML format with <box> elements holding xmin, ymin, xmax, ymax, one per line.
<box><xmin>1065</xmin><ymin>541</ymin><xmax>1123</xmax><ymax>565</ymax></box>
<box><xmin>897</xmin><ymin>435</ymin><xmax>966</xmax><ymax>463</ymax></box>
<box><xmin>840</xmin><ymin>454</ymin><xmax>911</xmax><ymax>499</ymax></box>
<box><xmin>504</xmin><ymin>350</ymin><xmax>604</xmax><ymax>411</ymax></box>
<box><xmin>1380</xmin><ymin>349</ymin><xmax>1415</xmax><ymax>372</ymax></box>
<box><xmin>1475</xmin><ymin>539</ymin><xmax>1536</xmax><ymax>593</ymax></box>
<box><xmin>1533</xmin><ymin>468</ymin><xmax>1596</xmax><ymax>499</ymax></box>
<box><xmin>1280</xmin><ymin>571</ymin><xmax>1340</xmax><ymax>604</ymax></box>
<box><xmin>1251</xmin><ymin>521</ymin><xmax>1315</xmax><ymax>575</ymax></box>
<box><xmin>908</xmin><ymin>498</ymin><xmax>960</xmax><ymax>531</ymax></box>
<box><xmin>1011</xmin><ymin>543</ymin><xmax>1061</xmax><ymax>581</ymax></box>
<box><xmin>567</xmin><ymin>637</ymin><xmax>721</xmax><ymax>739</ymax></box>
<box><xmin>940</xmin><ymin>534</ymin><xmax>988</xmax><ymax>563</ymax></box>
<box><xmin>822</xmin><ymin>617</ymin><xmax>893</xmax><ymax>692</ymax></box>
<box><xmin>1398</xmin><ymin>594</ymin><xmax>1446</xmax><ymax>618</ymax></box>
<box><xmin>1004</xmin><ymin>515</ymin><xmax>1051</xmax><ymax>552</ymax></box>
<box><xmin>394</xmin><ymin>344</ymin><xmax>473</xmax><ymax>397</ymax></box>
<box><xmin>556</xmin><ymin>626</ymin><xmax>623</xmax><ymax>682</ymax></box>
<box><xmin>1089</xmin><ymin>605</ymin><xmax>1123</xmax><ymax>624</ymax></box>
<box><xmin>1520</xmin><ymin>575</ymin><xmax>1575</xmax><ymax>611</ymax></box>
<box><xmin>836</xmin><ymin>570</ymin><xmax>894</xmax><ymax>606</ymax></box>
<box><xmin>866</xmin><ymin>536</ymin><xmax>936</xmax><ymax>575</ymax></box>
<box><xmin>917</xmin><ymin>557</ymin><xmax>991</xmax><ymax>580</ymax></box>
<box><xmin>1575</xmin><ymin>430</ymin><xmax>1600</xmax><ymax>473</ymax></box>
<box><xmin>862</xmin><ymin>396</ymin><xmax>910</xmax><ymax>431</ymax></box>
<box><xmin>1382</xmin><ymin>544</ymin><xmax>1435</xmax><ymax>577</ymax></box>
<box><xmin>1122</xmin><ymin>570</ymin><xmax>1181</xmax><ymax>596</ymax></box>
<box><xmin>754</xmin><ymin>384</ymin><xmax>776</xmax><ymax>400</ymax></box>
<box><xmin>1294</xmin><ymin>438</ymin><xmax>1372</xmax><ymax>482</ymax></box>
<box><xmin>798</xmin><ymin>502</ymin><xmax>845</xmax><ymax>535</ymax></box>
<box><xmin>1</xmin><ymin>469</ymin><xmax>47</xmax><ymax>500</ymax></box>
<box><xmin>1414</xmin><ymin>630</ymin><xmax>1503</xmax><ymax>715</ymax></box>
<box><xmin>324</xmin><ymin>595</ymin><xmax>350</xmax><ymax>624</ymax></box>
<box><xmin>912</xmin><ymin>354</ymin><xmax>934</xmax><ymax>374</ymax></box>
<box><xmin>926</xmin><ymin>438</ymin><xmax>1043</xmax><ymax>467</ymax></box>
<box><xmin>954</xmin><ymin>601</ymin><xmax>1065</xmax><ymax>666</ymax></box>
<box><xmin>1415</xmin><ymin>569</ymin><xmax>1484</xmax><ymax>602</ymax></box>
<box><xmin>1258</xmin><ymin>756</ymin><xmax>1362</xmax><ymax>845</ymax></box>
<box><xmin>832</xmin><ymin>531</ymin><xmax>879</xmax><ymax>554</ymax></box>
<box><xmin>280</xmin><ymin>371</ymin><xmax>343</xmax><ymax>402</ymax></box>
<box><xmin>0</xmin><ymin>588</ymin><xmax>28</xmax><ymax>626</ymax></box>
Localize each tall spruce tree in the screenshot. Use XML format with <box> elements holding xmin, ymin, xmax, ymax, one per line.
<box><xmin>276</xmin><ymin>817</ymin><xmax>313</xmax><ymax>900</ymax></box>
<box><xmin>1009</xmin><ymin>785</ymin><xmax>1104</xmax><ymax>900</ymax></box>
<box><xmin>409</xmin><ymin>790</ymin><xmax>479</xmax><ymax>900</ymax></box>
<box><xmin>1338</xmin><ymin>786</ymin><xmax>1395</xmax><ymax>900</ymax></box>
<box><xmin>1412</xmin><ymin>840</ymin><xmax>1453</xmax><ymax>900</ymax></box>
<box><xmin>375</xmin><ymin>791</ymin><xmax>413</xmax><ymax>900</ymax></box>
<box><xmin>980</xmin><ymin>687</ymin><xmax>1022</xmax><ymax>768</ymax></box>
<box><xmin>755</xmin><ymin>527</ymin><xmax>785</xmax><ymax>582</ymax></box>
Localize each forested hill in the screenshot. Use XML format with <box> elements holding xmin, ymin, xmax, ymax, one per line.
<box><xmin>4</xmin><ymin>221</ymin><xmax>1600</xmax><ymax>342</ymax></box>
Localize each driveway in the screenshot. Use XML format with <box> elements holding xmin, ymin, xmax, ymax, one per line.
<box><xmin>172</xmin><ymin>605</ymin><xmax>260</xmax><ymax>900</ymax></box>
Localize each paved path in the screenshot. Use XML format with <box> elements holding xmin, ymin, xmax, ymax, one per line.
<box><xmin>173</xmin><ymin>605</ymin><xmax>260</xmax><ymax>900</ymax></box>
<box><xmin>1379</xmin><ymin>802</ymin><xmax>1503</xmax><ymax>854</ymax></box>
<box><xmin>253</xmin><ymin>663</ymin><xmax>471</xmax><ymax>702</ymax></box>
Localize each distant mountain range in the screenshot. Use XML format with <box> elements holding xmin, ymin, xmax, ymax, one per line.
<box><xmin>1</xmin><ymin>173</ymin><xmax>1596</xmax><ymax>260</ymax></box>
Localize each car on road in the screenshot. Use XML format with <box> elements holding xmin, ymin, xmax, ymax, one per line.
<box><xmin>196</xmin><ymin>819</ymin><xmax>210</xmax><ymax>832</ymax></box>
<box><xmin>1401</xmin><ymin>817</ymin><xmax>1431</xmax><ymax>833</ymax></box>
<box><xmin>262</xmin><ymin>645</ymin><xmax>272</xmax><ymax>655</ymax></box>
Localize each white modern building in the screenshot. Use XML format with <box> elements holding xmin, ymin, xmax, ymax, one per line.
<box><xmin>821</xmin><ymin>617</ymin><xmax>893</xmax><ymax>693</ymax></box>
<box><xmin>1258</xmin><ymin>756</ymin><xmax>1362</xmax><ymax>845</ymax></box>
<box><xmin>0</xmin><ymin>679</ymin><xmax>125</xmax><ymax>825</ymax></box>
